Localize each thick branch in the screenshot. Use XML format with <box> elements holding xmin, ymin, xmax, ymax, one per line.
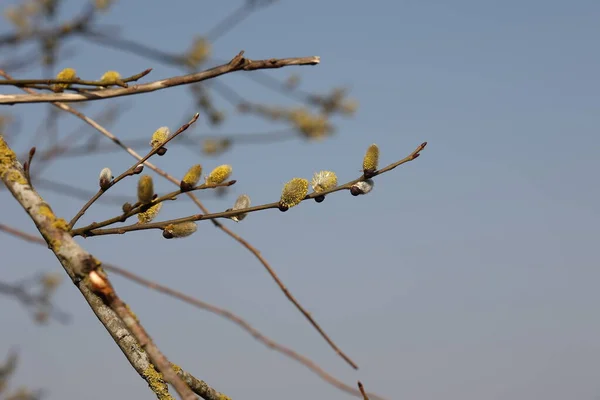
<box><xmin>0</xmin><ymin>52</ymin><xmax>320</xmax><ymax>105</ymax></box>
<box><xmin>0</xmin><ymin>135</ymin><xmax>226</xmax><ymax>400</ymax></box>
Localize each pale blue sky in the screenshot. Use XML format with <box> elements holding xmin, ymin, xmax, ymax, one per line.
<box><xmin>1</xmin><ymin>1</ymin><xmax>599</xmax><ymax>399</ymax></box>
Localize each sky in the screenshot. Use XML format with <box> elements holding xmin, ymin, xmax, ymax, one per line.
<box><xmin>1</xmin><ymin>1</ymin><xmax>599</xmax><ymax>399</ymax></box>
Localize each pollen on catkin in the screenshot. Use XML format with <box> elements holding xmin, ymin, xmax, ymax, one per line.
<box><xmin>99</xmin><ymin>70</ymin><xmax>121</xmax><ymax>86</ymax></box>
<box><xmin>150</xmin><ymin>127</ymin><xmax>170</xmax><ymax>149</ymax></box>
<box><xmin>99</xmin><ymin>167</ymin><xmax>113</xmax><ymax>190</ymax></box>
<box><xmin>206</xmin><ymin>165</ymin><xmax>232</xmax><ymax>185</ymax></box>
<box><xmin>54</xmin><ymin>68</ymin><xmax>77</xmax><ymax>91</ymax></box>
<box><xmin>363</xmin><ymin>144</ymin><xmax>379</xmax><ymax>173</ymax></box>
<box><xmin>137</xmin><ymin>175</ymin><xmax>154</xmax><ymax>204</ymax></box>
<box><xmin>180</xmin><ymin>164</ymin><xmax>202</xmax><ymax>191</ymax></box>
<box><xmin>137</xmin><ymin>202</ymin><xmax>162</xmax><ymax>224</ymax></box>
<box><xmin>230</xmin><ymin>194</ymin><xmax>251</xmax><ymax>222</ymax></box>
<box><xmin>311</xmin><ymin>170</ymin><xmax>338</xmax><ymax>193</ymax></box>
<box><xmin>280</xmin><ymin>178</ymin><xmax>309</xmax><ymax>209</ymax></box>
<box><xmin>163</xmin><ymin>222</ymin><xmax>197</xmax><ymax>239</ymax></box>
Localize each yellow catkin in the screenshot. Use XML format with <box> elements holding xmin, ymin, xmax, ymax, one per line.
<box><xmin>150</xmin><ymin>127</ymin><xmax>169</xmax><ymax>149</ymax></box>
<box><xmin>186</xmin><ymin>37</ymin><xmax>211</xmax><ymax>66</ymax></box>
<box><xmin>206</xmin><ymin>165</ymin><xmax>232</xmax><ymax>185</ymax></box>
<box><xmin>280</xmin><ymin>178</ymin><xmax>309</xmax><ymax>208</ymax></box>
<box><xmin>182</xmin><ymin>165</ymin><xmax>202</xmax><ymax>187</ymax></box>
<box><xmin>100</xmin><ymin>70</ymin><xmax>121</xmax><ymax>85</ymax></box>
<box><xmin>137</xmin><ymin>202</ymin><xmax>162</xmax><ymax>224</ymax></box>
<box><xmin>137</xmin><ymin>175</ymin><xmax>154</xmax><ymax>204</ymax></box>
<box><xmin>311</xmin><ymin>170</ymin><xmax>338</xmax><ymax>193</ymax></box>
<box><xmin>362</xmin><ymin>144</ymin><xmax>379</xmax><ymax>171</ymax></box>
<box><xmin>54</xmin><ymin>68</ymin><xmax>77</xmax><ymax>90</ymax></box>
<box><xmin>163</xmin><ymin>222</ymin><xmax>197</xmax><ymax>239</ymax></box>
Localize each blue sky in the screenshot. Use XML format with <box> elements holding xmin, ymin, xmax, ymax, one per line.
<box><xmin>1</xmin><ymin>1</ymin><xmax>599</xmax><ymax>399</ymax></box>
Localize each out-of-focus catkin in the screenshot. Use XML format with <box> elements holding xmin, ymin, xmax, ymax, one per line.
<box><xmin>137</xmin><ymin>175</ymin><xmax>154</xmax><ymax>204</ymax></box>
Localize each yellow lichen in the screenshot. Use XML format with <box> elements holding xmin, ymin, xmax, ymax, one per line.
<box><xmin>0</xmin><ymin>136</ymin><xmax>25</xmax><ymax>183</ymax></box>
<box><xmin>38</xmin><ymin>204</ymin><xmax>55</xmax><ymax>219</ymax></box>
<box><xmin>142</xmin><ymin>365</ymin><xmax>174</xmax><ymax>400</ymax></box>
<box><xmin>2</xmin><ymin>169</ymin><xmax>27</xmax><ymax>184</ymax></box>
<box><xmin>171</xmin><ymin>363</ymin><xmax>182</xmax><ymax>374</ymax></box>
<box><xmin>52</xmin><ymin>218</ymin><xmax>69</xmax><ymax>232</ymax></box>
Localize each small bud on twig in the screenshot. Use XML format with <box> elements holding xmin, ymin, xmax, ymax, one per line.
<box><xmin>99</xmin><ymin>167</ymin><xmax>113</xmax><ymax>190</ymax></box>
<box><xmin>350</xmin><ymin>179</ymin><xmax>374</xmax><ymax>196</ymax></box>
<box><xmin>229</xmin><ymin>194</ymin><xmax>251</xmax><ymax>222</ymax></box>
<box><xmin>122</xmin><ymin>202</ymin><xmax>133</xmax><ymax>213</ymax></box>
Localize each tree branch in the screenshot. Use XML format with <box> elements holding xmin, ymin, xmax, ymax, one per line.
<box><xmin>0</xmin><ymin>223</ymin><xmax>389</xmax><ymax>400</ymax></box>
<box><xmin>0</xmin><ymin>135</ymin><xmax>226</xmax><ymax>400</ymax></box>
<box><xmin>0</xmin><ymin>52</ymin><xmax>320</xmax><ymax>105</ymax></box>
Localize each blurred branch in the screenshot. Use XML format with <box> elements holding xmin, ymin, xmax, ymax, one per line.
<box><xmin>0</xmin><ymin>223</ymin><xmax>389</xmax><ymax>400</ymax></box>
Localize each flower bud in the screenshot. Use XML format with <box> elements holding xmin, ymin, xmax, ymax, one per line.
<box><xmin>137</xmin><ymin>202</ymin><xmax>162</xmax><ymax>224</ymax></box>
<box><xmin>206</xmin><ymin>165</ymin><xmax>232</xmax><ymax>185</ymax></box>
<box><xmin>350</xmin><ymin>179</ymin><xmax>374</xmax><ymax>196</ymax></box>
<box><xmin>99</xmin><ymin>167</ymin><xmax>113</xmax><ymax>190</ymax></box>
<box><xmin>311</xmin><ymin>170</ymin><xmax>337</xmax><ymax>193</ymax></box>
<box><xmin>53</xmin><ymin>68</ymin><xmax>77</xmax><ymax>91</ymax></box>
<box><xmin>137</xmin><ymin>175</ymin><xmax>154</xmax><ymax>204</ymax></box>
<box><xmin>362</xmin><ymin>144</ymin><xmax>379</xmax><ymax>176</ymax></box>
<box><xmin>280</xmin><ymin>178</ymin><xmax>309</xmax><ymax>209</ymax></box>
<box><xmin>186</xmin><ymin>36</ymin><xmax>211</xmax><ymax>67</ymax></box>
<box><xmin>99</xmin><ymin>70</ymin><xmax>121</xmax><ymax>86</ymax></box>
<box><xmin>163</xmin><ymin>222</ymin><xmax>197</xmax><ymax>239</ymax></box>
<box><xmin>150</xmin><ymin>127</ymin><xmax>170</xmax><ymax>149</ymax></box>
<box><xmin>230</xmin><ymin>194</ymin><xmax>250</xmax><ymax>222</ymax></box>
<box><xmin>180</xmin><ymin>164</ymin><xmax>202</xmax><ymax>192</ymax></box>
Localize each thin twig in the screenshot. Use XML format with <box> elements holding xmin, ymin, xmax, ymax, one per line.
<box><xmin>68</xmin><ymin>113</ymin><xmax>199</xmax><ymax>229</ymax></box>
<box><xmin>75</xmin><ymin>142</ymin><xmax>427</xmax><ymax>237</ymax></box>
<box><xmin>0</xmin><ymin>67</ymin><xmax>358</xmax><ymax>370</ymax></box>
<box><xmin>358</xmin><ymin>381</ymin><xmax>370</xmax><ymax>400</ymax></box>
<box><xmin>71</xmin><ymin>179</ymin><xmax>237</xmax><ymax>236</ymax></box>
<box><xmin>0</xmin><ymin>69</ymin><xmax>152</xmax><ymax>88</ymax></box>
<box><xmin>0</xmin><ymin>52</ymin><xmax>320</xmax><ymax>105</ymax></box>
